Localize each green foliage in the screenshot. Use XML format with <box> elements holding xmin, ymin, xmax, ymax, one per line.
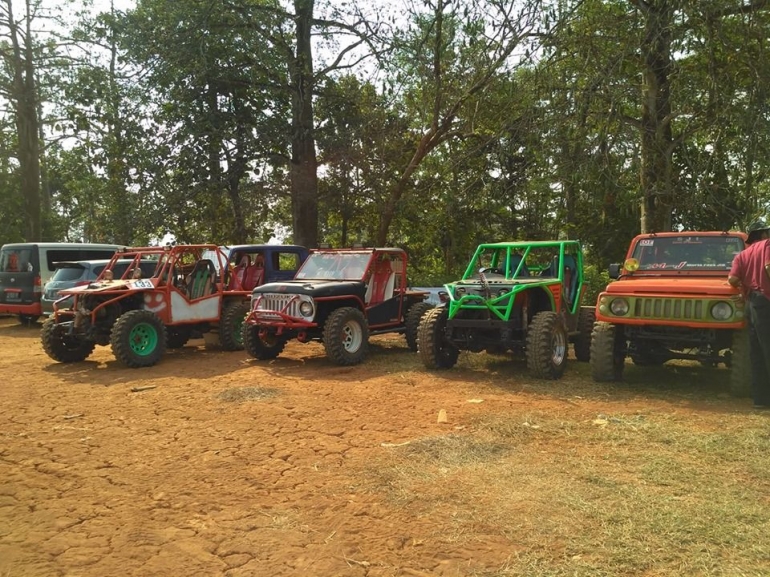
<box><xmin>582</xmin><ymin>263</ymin><xmax>612</xmax><ymax>307</ymax></box>
<box><xmin>2</xmin><ymin>0</ymin><xmax>770</xmax><ymax>266</ymax></box>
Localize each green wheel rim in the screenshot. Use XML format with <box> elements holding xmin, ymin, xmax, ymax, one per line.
<box><xmin>129</xmin><ymin>322</ymin><xmax>159</xmax><ymax>356</ymax></box>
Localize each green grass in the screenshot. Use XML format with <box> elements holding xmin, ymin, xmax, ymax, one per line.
<box><xmin>359</xmin><ymin>341</ymin><xmax>770</xmax><ymax>576</ymax></box>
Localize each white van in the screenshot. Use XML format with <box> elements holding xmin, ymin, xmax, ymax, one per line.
<box><xmin>0</xmin><ymin>242</ymin><xmax>123</xmax><ymax>323</ymax></box>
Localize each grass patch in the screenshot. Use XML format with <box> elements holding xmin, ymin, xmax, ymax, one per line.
<box><xmin>217</xmin><ymin>386</ymin><xmax>279</xmax><ymax>403</ymax></box>
<box><xmin>365</xmin><ymin>410</ymin><xmax>770</xmax><ymax>576</ymax></box>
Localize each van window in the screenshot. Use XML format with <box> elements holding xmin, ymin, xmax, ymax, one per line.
<box><xmin>46</xmin><ymin>249</ymin><xmax>117</xmax><ymax>270</ymax></box>
<box><xmin>0</xmin><ymin>247</ymin><xmax>34</xmax><ymax>273</ymax></box>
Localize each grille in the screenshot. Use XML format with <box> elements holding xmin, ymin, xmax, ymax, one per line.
<box><xmin>632</xmin><ymin>297</ymin><xmax>704</xmax><ymax>320</ymax></box>
<box><xmin>256</xmin><ymin>293</ymin><xmax>301</xmax><ymax>318</ymax></box>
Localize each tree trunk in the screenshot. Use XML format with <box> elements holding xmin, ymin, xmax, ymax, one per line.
<box><xmin>226</xmin><ymin>97</ymin><xmax>249</xmax><ymax>243</ymax></box>
<box><xmin>637</xmin><ymin>0</ymin><xmax>675</xmax><ymax>233</ymax></box>
<box><xmin>7</xmin><ymin>0</ymin><xmax>42</xmax><ymax>241</ymax></box>
<box><xmin>289</xmin><ymin>0</ymin><xmax>319</xmax><ymax>248</ymax></box>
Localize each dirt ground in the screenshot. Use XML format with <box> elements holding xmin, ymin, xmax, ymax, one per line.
<box><xmin>0</xmin><ymin>316</ymin><xmax>766</xmax><ymax>577</ymax></box>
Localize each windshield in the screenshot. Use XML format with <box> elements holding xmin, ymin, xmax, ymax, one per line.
<box><xmin>631</xmin><ymin>235</ymin><xmax>744</xmax><ymax>271</ymax></box>
<box><xmin>295</xmin><ymin>252</ymin><xmax>371</xmax><ymax>280</ymax></box>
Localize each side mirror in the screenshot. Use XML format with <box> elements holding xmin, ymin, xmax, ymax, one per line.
<box><xmin>608</xmin><ymin>263</ymin><xmax>622</xmax><ymax>279</ymax></box>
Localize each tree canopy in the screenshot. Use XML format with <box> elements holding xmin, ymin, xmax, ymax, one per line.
<box><xmin>1</xmin><ymin>0</ymin><xmax>769</xmax><ymax>283</ymax></box>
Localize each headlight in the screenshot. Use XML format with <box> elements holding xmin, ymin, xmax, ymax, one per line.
<box><xmin>609</xmin><ymin>298</ymin><xmax>629</xmax><ymax>316</ymax></box>
<box><xmin>711</xmin><ymin>301</ymin><xmax>732</xmax><ymax>321</ymax></box>
<box><xmin>299</xmin><ymin>300</ymin><xmax>314</xmax><ymax>317</ymax></box>
<box><xmin>497</xmin><ymin>288</ymin><xmax>509</xmax><ymax>296</ymax></box>
<box><xmin>624</xmin><ymin>258</ymin><xmax>640</xmax><ymax>272</ymax></box>
<box><xmin>455</xmin><ymin>287</ymin><xmax>466</xmax><ymax>297</ymax></box>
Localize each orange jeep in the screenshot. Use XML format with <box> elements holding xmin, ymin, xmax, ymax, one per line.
<box><xmin>589</xmin><ymin>231</ymin><xmax>750</xmax><ymax>395</ymax></box>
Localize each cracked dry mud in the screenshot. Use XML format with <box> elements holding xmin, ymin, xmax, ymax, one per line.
<box><xmin>0</xmin><ymin>316</ymin><xmax>747</xmax><ymax>576</ymax></box>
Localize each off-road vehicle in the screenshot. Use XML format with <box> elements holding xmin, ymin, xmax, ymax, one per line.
<box><xmin>589</xmin><ymin>231</ymin><xmax>750</xmax><ymax>396</ymax></box>
<box><xmin>241</xmin><ymin>247</ymin><xmax>433</xmax><ymax>365</ymax></box>
<box><xmin>41</xmin><ymin>243</ymin><xmax>308</xmax><ymax>368</ymax></box>
<box><xmin>417</xmin><ymin>240</ymin><xmax>594</xmax><ymax>379</ymax></box>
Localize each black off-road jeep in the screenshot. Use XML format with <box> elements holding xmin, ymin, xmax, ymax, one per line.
<box><xmin>417</xmin><ymin>240</ymin><xmax>594</xmax><ymax>379</ymax></box>
<box><xmin>241</xmin><ymin>247</ymin><xmax>433</xmax><ymax>365</ymax></box>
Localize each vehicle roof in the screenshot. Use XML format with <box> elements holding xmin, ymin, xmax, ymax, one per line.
<box><xmin>629</xmin><ymin>231</ymin><xmax>747</xmax><ymax>240</ymax></box>
<box><xmin>477</xmin><ymin>240</ymin><xmax>582</xmax><ymax>249</ymax></box>
<box><xmin>1</xmin><ymin>242</ymin><xmax>123</xmax><ymax>249</ymax></box>
<box><xmin>53</xmin><ymin>258</ymin><xmax>148</xmax><ymax>268</ymax></box>
<box><xmin>227</xmin><ymin>244</ymin><xmax>307</xmax><ymax>251</ymax></box>
<box><xmin>114</xmin><ymin>244</ymin><xmax>221</xmax><ymax>255</ymax></box>
<box><xmin>308</xmin><ymin>247</ymin><xmax>405</xmax><ymax>254</ymax></box>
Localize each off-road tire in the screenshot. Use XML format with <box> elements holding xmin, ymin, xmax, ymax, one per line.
<box><xmin>110</xmin><ymin>310</ymin><xmax>167</xmax><ymax>368</ymax></box>
<box><xmin>220</xmin><ymin>301</ymin><xmax>250</xmax><ymax>351</ymax></box>
<box><xmin>242</xmin><ymin>325</ymin><xmax>287</xmax><ymax>360</ymax></box>
<box><xmin>41</xmin><ymin>318</ymin><xmax>95</xmax><ymax>363</ymax></box>
<box><xmin>526</xmin><ymin>311</ymin><xmax>569</xmax><ymax>379</ymax></box>
<box><xmin>323</xmin><ymin>307</ymin><xmax>370</xmax><ymax>366</ymax></box>
<box><xmin>405</xmin><ymin>302</ymin><xmax>433</xmax><ymax>352</ymax></box>
<box><xmin>166</xmin><ymin>327</ymin><xmax>191</xmax><ymax>349</ymax></box>
<box><xmin>590</xmin><ymin>321</ymin><xmax>626</xmax><ymax>382</ymax></box>
<box><xmin>574</xmin><ymin>306</ymin><xmax>595</xmax><ymax>362</ymax></box>
<box><xmin>418</xmin><ymin>307</ymin><xmax>459</xmax><ymax>370</ymax></box>
<box><xmin>729</xmin><ymin>328</ymin><xmax>751</xmax><ymax>398</ymax></box>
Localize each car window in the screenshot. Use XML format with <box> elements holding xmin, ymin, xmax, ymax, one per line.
<box><xmin>91</xmin><ymin>265</ymin><xmax>106</xmax><ymax>277</ymax></box>
<box><xmin>50</xmin><ymin>265</ymin><xmax>87</xmax><ymax>282</ymax></box>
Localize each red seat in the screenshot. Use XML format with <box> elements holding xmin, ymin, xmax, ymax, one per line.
<box><xmin>229</xmin><ymin>255</ymin><xmax>251</xmax><ymax>290</ymax></box>
<box><xmin>366</xmin><ymin>259</ymin><xmax>394</xmax><ymax>304</ymax></box>
<box><xmin>241</xmin><ymin>265</ymin><xmax>264</xmax><ymax>291</ymax></box>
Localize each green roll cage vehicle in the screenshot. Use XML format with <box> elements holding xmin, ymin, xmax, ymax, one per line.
<box><xmin>417</xmin><ymin>240</ymin><xmax>595</xmax><ymax>379</ymax></box>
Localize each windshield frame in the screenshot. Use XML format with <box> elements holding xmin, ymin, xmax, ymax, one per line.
<box><xmin>629</xmin><ymin>234</ymin><xmax>745</xmax><ymax>273</ymax></box>
<box><xmin>295</xmin><ymin>251</ymin><xmax>374</xmax><ymax>281</ymax></box>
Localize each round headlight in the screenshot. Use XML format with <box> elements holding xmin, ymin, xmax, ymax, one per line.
<box><xmin>609</xmin><ymin>298</ymin><xmax>629</xmax><ymax>316</ymax></box>
<box><xmin>624</xmin><ymin>258</ymin><xmax>640</xmax><ymax>272</ymax></box>
<box><xmin>497</xmin><ymin>288</ymin><xmax>509</xmax><ymax>296</ymax></box>
<box><xmin>711</xmin><ymin>301</ymin><xmax>732</xmax><ymax>321</ymax></box>
<box><xmin>456</xmin><ymin>287</ymin><xmax>466</xmax><ymax>297</ymax></box>
<box><xmin>299</xmin><ymin>301</ymin><xmax>314</xmax><ymax>317</ymax></box>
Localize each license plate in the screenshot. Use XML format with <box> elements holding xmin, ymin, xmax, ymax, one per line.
<box><xmin>6</xmin><ymin>292</ymin><xmax>20</xmax><ymax>301</ymax></box>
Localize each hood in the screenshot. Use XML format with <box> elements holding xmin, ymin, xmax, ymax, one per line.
<box><xmin>59</xmin><ymin>278</ymin><xmax>155</xmax><ymax>295</ymax></box>
<box><xmin>605</xmin><ymin>276</ymin><xmax>738</xmax><ymax>297</ymax></box>
<box><xmin>253</xmin><ymin>279</ymin><xmax>366</xmax><ymax>299</ymax></box>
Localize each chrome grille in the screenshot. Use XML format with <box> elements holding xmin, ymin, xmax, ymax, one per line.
<box><xmin>633</xmin><ymin>298</ymin><xmax>704</xmax><ymax>320</ymax></box>
<box><xmin>256</xmin><ymin>293</ymin><xmax>301</xmax><ymax>318</ymax></box>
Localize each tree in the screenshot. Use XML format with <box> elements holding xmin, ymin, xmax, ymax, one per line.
<box><xmin>1</xmin><ymin>0</ymin><xmax>42</xmax><ymax>241</ymax></box>
<box><xmin>373</xmin><ymin>0</ymin><xmax>548</xmax><ymax>245</ymax></box>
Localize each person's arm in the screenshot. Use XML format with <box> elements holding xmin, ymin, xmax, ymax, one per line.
<box><xmin>728</xmin><ymin>252</ymin><xmax>744</xmax><ymax>288</ymax></box>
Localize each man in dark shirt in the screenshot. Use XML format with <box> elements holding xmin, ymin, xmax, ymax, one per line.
<box><xmin>729</xmin><ymin>221</ymin><xmax>770</xmax><ymax>408</ymax></box>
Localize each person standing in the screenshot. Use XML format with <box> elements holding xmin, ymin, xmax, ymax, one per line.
<box><xmin>728</xmin><ymin>221</ymin><xmax>770</xmax><ymax>408</ymax></box>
